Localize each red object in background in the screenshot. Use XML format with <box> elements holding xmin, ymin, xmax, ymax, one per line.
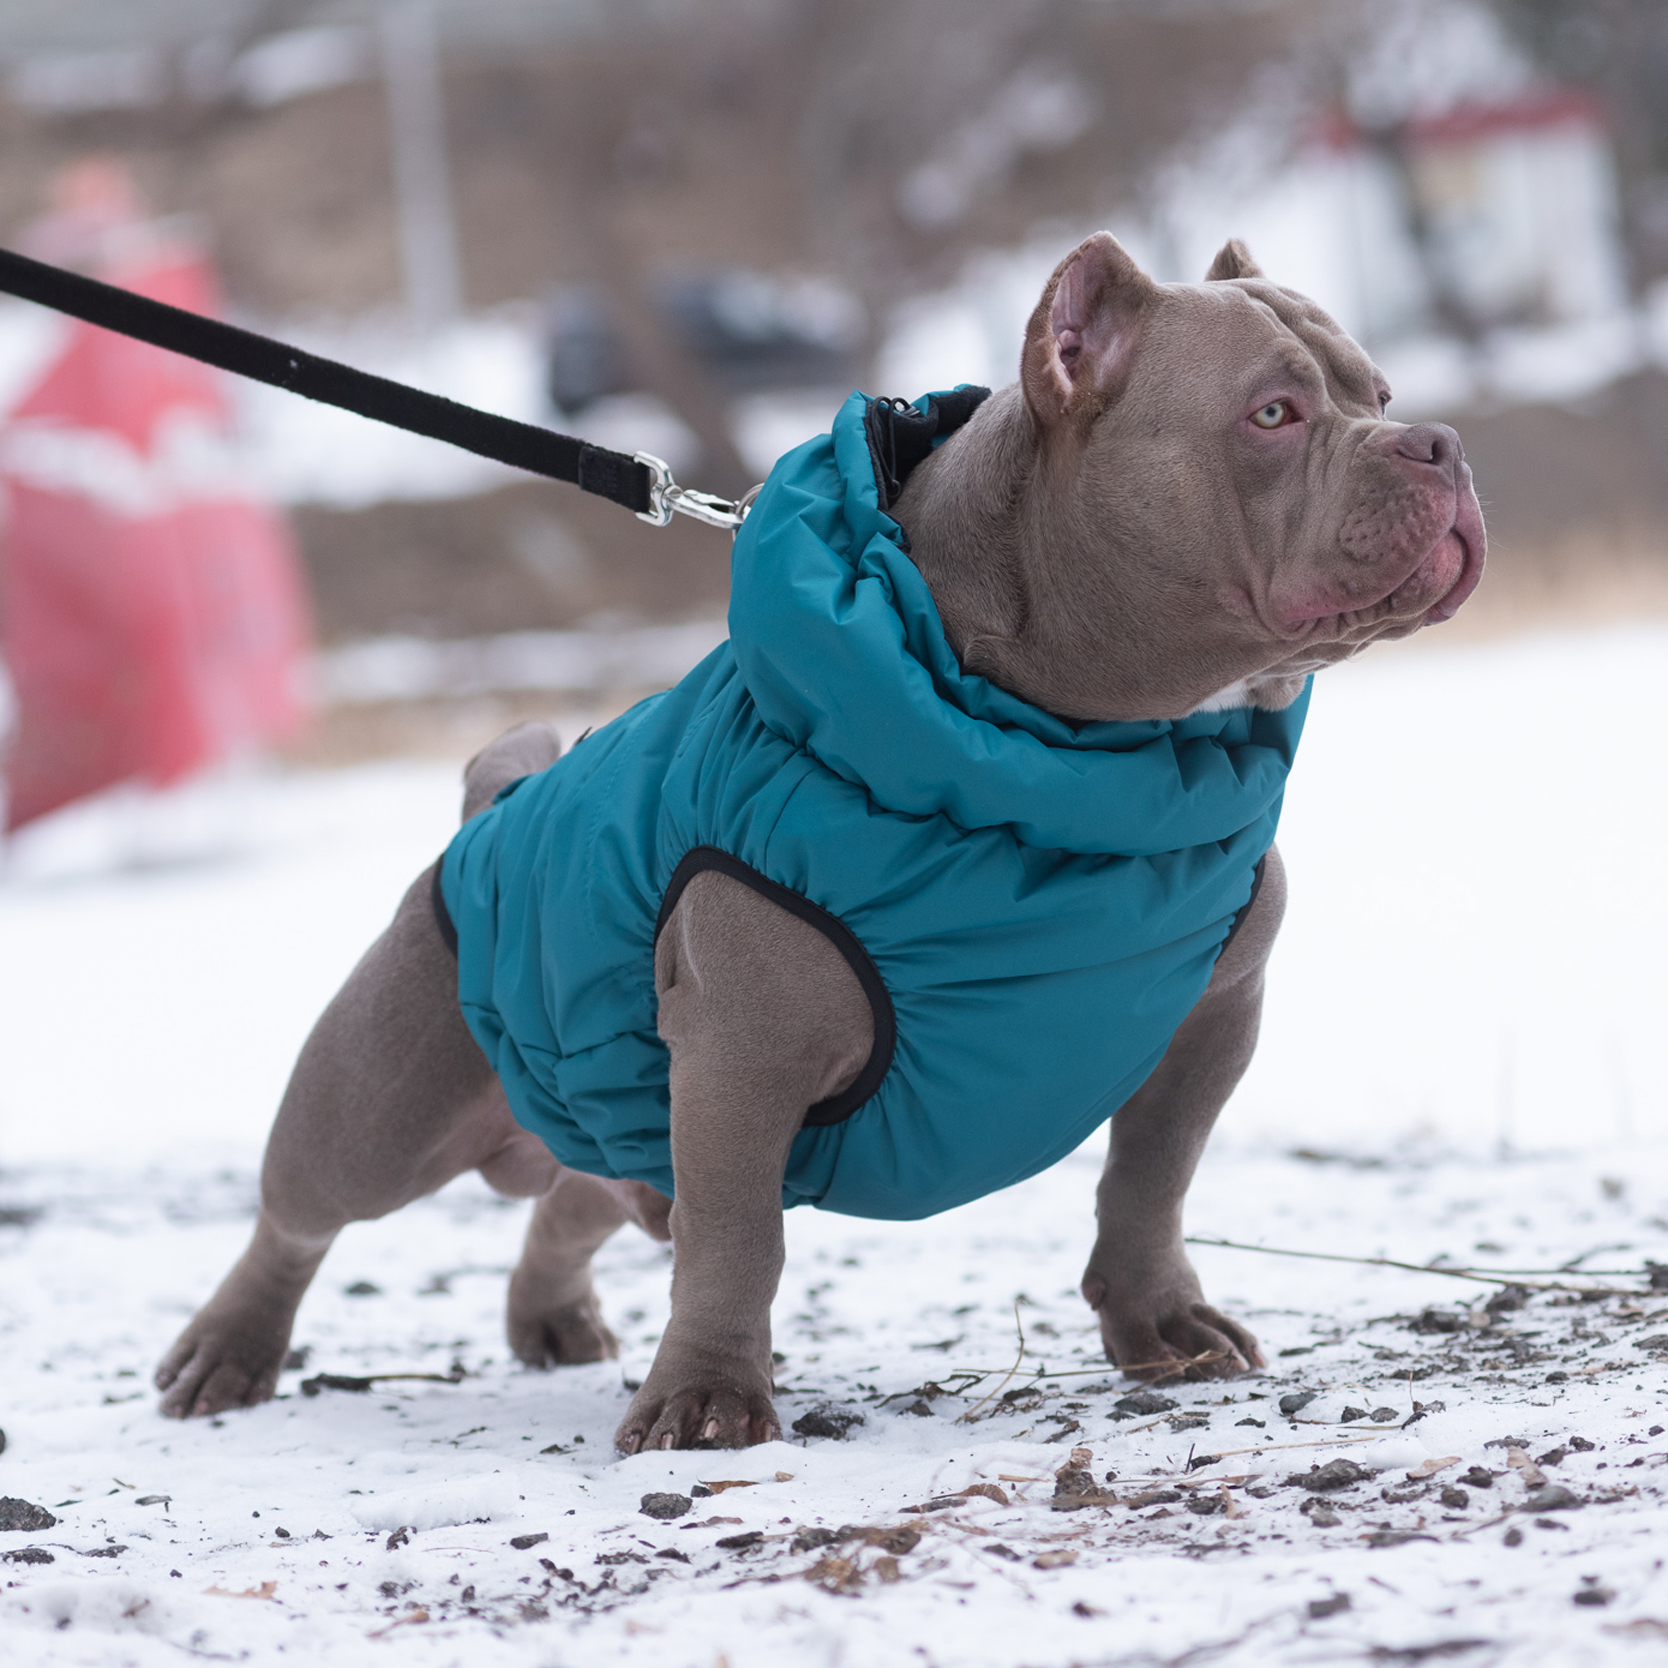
<box><xmin>0</xmin><ymin>248</ymin><xmax>312</xmax><ymax>831</ymax></box>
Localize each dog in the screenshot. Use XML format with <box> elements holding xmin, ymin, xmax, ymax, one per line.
<box><xmin>155</xmin><ymin>233</ymin><xmax>1484</xmax><ymax>1452</ymax></box>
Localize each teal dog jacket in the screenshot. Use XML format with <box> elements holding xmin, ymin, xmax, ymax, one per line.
<box><xmin>440</xmin><ymin>390</ymin><xmax>1309</xmax><ymax>1220</ymax></box>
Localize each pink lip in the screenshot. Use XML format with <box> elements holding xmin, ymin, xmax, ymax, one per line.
<box><xmin>1423</xmin><ymin>494</ymin><xmax>1486</xmax><ymax>624</ymax></box>
<box><xmin>1278</xmin><ymin>484</ymin><xmax>1487</xmax><ymax>633</ymax></box>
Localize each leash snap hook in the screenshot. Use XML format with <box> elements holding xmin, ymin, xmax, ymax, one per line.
<box><xmin>634</xmin><ymin>452</ymin><xmax>761</xmax><ymax>532</ymax></box>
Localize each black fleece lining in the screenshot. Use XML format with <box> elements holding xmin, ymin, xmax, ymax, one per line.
<box><xmin>862</xmin><ymin>386</ymin><xmax>991</xmax><ymax>512</ymax></box>
<box><xmin>655</xmin><ymin>847</ymin><xmax>897</xmax><ymax>1128</ymax></box>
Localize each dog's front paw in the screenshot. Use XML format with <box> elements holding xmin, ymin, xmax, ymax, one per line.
<box><xmin>614</xmin><ymin>1345</ymin><xmax>779</xmax><ymax>1453</ymax></box>
<box><xmin>1081</xmin><ymin>1250</ymin><xmax>1263</xmax><ymax>1383</ymax></box>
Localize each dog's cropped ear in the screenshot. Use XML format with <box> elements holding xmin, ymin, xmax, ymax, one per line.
<box><xmin>1022</xmin><ymin>232</ymin><xmax>1157</xmax><ymax>429</ymax></box>
<box><xmin>1205</xmin><ymin>238</ymin><xmax>1263</xmax><ymax>281</ymax></box>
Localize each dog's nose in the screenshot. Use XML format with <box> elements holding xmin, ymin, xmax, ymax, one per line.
<box><xmin>1392</xmin><ymin>422</ymin><xmax>1463</xmax><ymax>474</ymax></box>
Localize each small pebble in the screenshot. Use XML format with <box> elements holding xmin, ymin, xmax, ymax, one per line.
<box><xmin>1410</xmin><ymin>1308</ymin><xmax>1466</xmax><ymax>1334</ymax></box>
<box><xmin>871</xmin><ymin>1527</ymin><xmax>920</xmax><ymax>1555</ymax></box>
<box><xmin>1439</xmin><ymin>1485</ymin><xmax>1470</xmax><ymax>1510</ymax></box>
<box><xmin>791</xmin><ymin>1527</ymin><xmax>841</xmax><ymax>1553</ymax></box>
<box><xmin>639</xmin><ymin>1493</ymin><xmax>692</xmax><ymax>1521</ymax></box>
<box><xmin>1288</xmin><ymin>1459</ymin><xmax>1368</xmax><ymax>1493</ymax></box>
<box><xmin>0</xmin><ymin>1498</ymin><xmax>56</xmax><ymax>1533</ymax></box>
<box><xmin>1114</xmin><ymin>1391</ymin><xmax>1178</xmax><ymax>1416</ymax></box>
<box><xmin>1308</xmin><ymin>1593</ymin><xmax>1351</xmax><ymax>1619</ymax></box>
<box><xmin>509</xmin><ymin>1532</ymin><xmax>548</xmax><ymax>1550</ymax></box>
<box><xmin>791</xmin><ymin>1406</ymin><xmax>865</xmax><ymax>1440</ymax></box>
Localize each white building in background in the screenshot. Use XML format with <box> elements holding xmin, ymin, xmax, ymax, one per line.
<box><xmin>1164</xmin><ymin>91</ymin><xmax>1628</xmax><ymax>347</ymax></box>
<box><xmin>1394</xmin><ymin>93</ymin><xmax>1628</xmax><ymax>333</ymax></box>
<box><xmin>879</xmin><ymin>88</ymin><xmax>1643</xmax><ymax>419</ymax></box>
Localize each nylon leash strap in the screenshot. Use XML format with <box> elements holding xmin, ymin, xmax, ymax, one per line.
<box><xmin>0</xmin><ymin>245</ymin><xmax>755</xmax><ymax>531</ymax></box>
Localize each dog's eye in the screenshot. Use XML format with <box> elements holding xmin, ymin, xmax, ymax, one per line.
<box><xmin>1378</xmin><ymin>389</ymin><xmax>1392</xmax><ymax>412</ymax></box>
<box><xmin>1250</xmin><ymin>400</ymin><xmax>1293</xmax><ymax>429</ymax></box>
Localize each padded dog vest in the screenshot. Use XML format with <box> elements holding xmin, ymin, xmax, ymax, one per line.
<box><xmin>440</xmin><ymin>390</ymin><xmax>1310</xmax><ymax>1221</ymax></box>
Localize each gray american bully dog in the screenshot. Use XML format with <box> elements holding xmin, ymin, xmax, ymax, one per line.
<box><xmin>156</xmin><ymin>233</ymin><xmax>1484</xmax><ymax>1452</ymax></box>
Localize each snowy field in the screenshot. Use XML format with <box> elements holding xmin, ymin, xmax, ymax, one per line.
<box><xmin>4</xmin><ymin>623</ymin><xmax>1668</xmax><ymax>1667</ymax></box>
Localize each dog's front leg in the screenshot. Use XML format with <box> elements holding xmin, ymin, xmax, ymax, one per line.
<box><xmin>1080</xmin><ymin>846</ymin><xmax>1286</xmax><ymax>1382</ymax></box>
<box><xmin>614</xmin><ymin>870</ymin><xmax>873</xmax><ymax>1453</ymax></box>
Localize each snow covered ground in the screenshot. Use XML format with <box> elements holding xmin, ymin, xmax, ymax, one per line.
<box><xmin>4</xmin><ymin>623</ymin><xmax>1668</xmax><ymax>1666</ymax></box>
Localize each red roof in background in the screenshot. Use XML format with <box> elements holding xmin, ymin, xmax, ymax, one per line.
<box><xmin>1311</xmin><ymin>86</ymin><xmax>1607</xmax><ymax>152</ymax></box>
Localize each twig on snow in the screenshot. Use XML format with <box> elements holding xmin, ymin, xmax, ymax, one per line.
<box><xmin>1185</xmin><ymin>1235</ymin><xmax>1648</xmax><ymax>1297</ymax></box>
<box><xmin>300</xmin><ymin>1367</ymin><xmax>467</xmax><ymax>1397</ymax></box>
<box><xmin>958</xmin><ymin>1300</ymin><xmax>1029</xmax><ymax>1423</ymax></box>
<box><xmin>953</xmin><ymin>1348</ymin><xmax>1231</xmax><ymax>1422</ymax></box>
<box><xmin>1176</xmin><ymin>1432</ymin><xmax>1383</xmax><ymax>1467</ymax></box>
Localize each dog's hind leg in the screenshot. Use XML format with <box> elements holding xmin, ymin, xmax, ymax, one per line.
<box><xmin>496</xmin><ymin>1172</ymin><xmax>637</xmax><ymax>1367</ymax></box>
<box><xmin>155</xmin><ymin>859</ymin><xmax>532</xmax><ymax>1417</ymax></box>
<box><xmin>462</xmin><ymin>720</ymin><xmax>669</xmax><ymax>1368</ymax></box>
<box><xmin>460</xmin><ymin>719</ymin><xmax>564</xmax><ymax>822</ymax></box>
<box><xmin>156</xmin><ymin>721</ymin><xmax>575</xmax><ymax>1419</ymax></box>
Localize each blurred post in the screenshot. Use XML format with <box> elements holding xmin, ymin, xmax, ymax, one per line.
<box><xmin>379</xmin><ymin>0</ymin><xmax>462</xmax><ymax>333</ymax></box>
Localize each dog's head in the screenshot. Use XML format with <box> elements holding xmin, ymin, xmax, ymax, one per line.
<box><xmin>921</xmin><ymin>232</ymin><xmax>1486</xmax><ymax>722</ymax></box>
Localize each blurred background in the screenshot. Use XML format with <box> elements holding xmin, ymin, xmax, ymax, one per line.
<box><xmin>1</xmin><ymin>0</ymin><xmax>1667</xmax><ymax>1164</ymax></box>
<box><xmin>2</xmin><ymin>0</ymin><xmax>1667</xmax><ymax>790</ymax></box>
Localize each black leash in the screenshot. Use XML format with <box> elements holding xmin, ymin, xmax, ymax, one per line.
<box><xmin>0</xmin><ymin>245</ymin><xmax>754</xmax><ymax>530</ymax></box>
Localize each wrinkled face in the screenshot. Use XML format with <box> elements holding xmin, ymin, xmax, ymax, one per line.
<box><xmin>1019</xmin><ymin>234</ymin><xmax>1486</xmax><ymax>716</ymax></box>
<box><xmin>1118</xmin><ymin>281</ymin><xmax>1483</xmax><ymax>694</ymax></box>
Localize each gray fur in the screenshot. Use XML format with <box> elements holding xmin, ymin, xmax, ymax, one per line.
<box><xmin>155</xmin><ymin>234</ymin><xmax>1484</xmax><ymax>1446</ymax></box>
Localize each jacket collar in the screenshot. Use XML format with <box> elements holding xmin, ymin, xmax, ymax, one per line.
<box><xmin>727</xmin><ymin>391</ymin><xmax>1308</xmax><ymax>857</ymax></box>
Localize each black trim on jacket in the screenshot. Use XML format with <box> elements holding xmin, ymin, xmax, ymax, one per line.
<box><xmin>655</xmin><ymin>846</ymin><xmax>897</xmax><ymax>1128</ymax></box>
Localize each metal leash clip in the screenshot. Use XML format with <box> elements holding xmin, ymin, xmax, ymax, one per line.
<box><xmin>634</xmin><ymin>452</ymin><xmax>761</xmax><ymax>532</ymax></box>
